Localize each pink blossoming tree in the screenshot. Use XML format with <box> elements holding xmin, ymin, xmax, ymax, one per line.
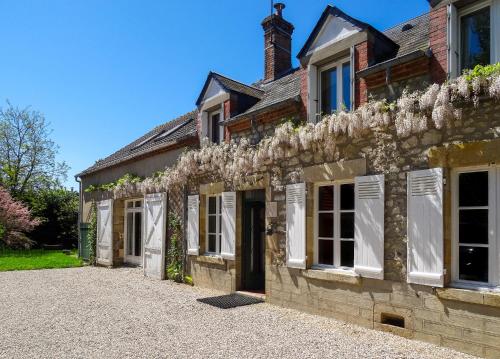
<box><xmin>0</xmin><ymin>186</ymin><xmax>39</xmax><ymax>248</ymax></box>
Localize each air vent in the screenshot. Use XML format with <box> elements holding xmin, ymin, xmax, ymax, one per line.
<box><xmin>358</xmin><ymin>181</ymin><xmax>381</xmax><ymax>199</ymax></box>
<box><xmin>381</xmin><ymin>313</ymin><xmax>405</xmax><ymax>328</ymax></box>
<box><xmin>411</xmin><ymin>175</ymin><xmax>438</xmax><ymax>196</ymax></box>
<box><xmin>402</xmin><ymin>23</ymin><xmax>414</xmax><ymax>32</ymax></box>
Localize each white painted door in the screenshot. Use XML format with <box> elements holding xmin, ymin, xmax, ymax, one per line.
<box><xmin>97</xmin><ymin>199</ymin><xmax>113</xmax><ymax>266</ymax></box>
<box><xmin>143</xmin><ymin>193</ymin><xmax>167</xmax><ymax>279</ymax></box>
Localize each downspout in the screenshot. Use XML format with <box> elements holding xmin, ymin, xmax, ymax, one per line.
<box><xmin>75</xmin><ymin>175</ymin><xmax>83</xmax><ymax>257</ymax></box>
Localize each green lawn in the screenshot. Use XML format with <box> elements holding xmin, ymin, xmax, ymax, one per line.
<box><xmin>0</xmin><ymin>249</ymin><xmax>83</xmax><ymax>271</ymax></box>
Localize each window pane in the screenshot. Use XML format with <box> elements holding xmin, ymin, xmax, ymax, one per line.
<box><xmin>340</xmin><ymin>241</ymin><xmax>354</xmax><ymax>268</ymax></box>
<box><xmin>127</xmin><ymin>213</ymin><xmax>134</xmax><ymax>256</ymax></box>
<box><xmin>211</xmin><ymin>113</ymin><xmax>220</xmax><ymax>144</ymax></box>
<box><xmin>218</xmin><ymin>195</ymin><xmax>222</xmax><ymax>215</ymax></box>
<box><xmin>135</xmin><ymin>200</ymin><xmax>142</xmax><ymax>208</ymax></box>
<box><xmin>342</xmin><ymin>62</ymin><xmax>351</xmax><ymax>111</ymax></box>
<box><xmin>321</xmin><ymin>67</ymin><xmax>337</xmax><ymax>115</ymax></box>
<box><xmin>318</xmin><ymin>213</ymin><xmax>334</xmax><ymax>238</ymax></box>
<box><xmin>318</xmin><ymin>186</ymin><xmax>334</xmax><ymax>211</ymax></box>
<box><xmin>208</xmin><ymin>234</ymin><xmax>217</xmax><ymax>253</ymax></box>
<box><xmin>340</xmin><ymin>212</ymin><xmax>355</xmax><ymax>239</ymax></box>
<box><xmin>127</xmin><ymin>202</ymin><xmax>133</xmax><ymax>209</ymax></box>
<box><xmin>318</xmin><ymin>239</ymin><xmax>334</xmax><ymax>265</ymax></box>
<box><xmin>340</xmin><ymin>184</ymin><xmax>355</xmax><ymax>210</ymax></box>
<box><xmin>459</xmin><ymin>209</ymin><xmax>488</xmax><ymax>244</ymax></box>
<box><xmin>461</xmin><ymin>6</ymin><xmax>491</xmax><ymax>72</ymax></box>
<box><xmin>134</xmin><ymin>212</ymin><xmax>142</xmax><ymax>257</ymax></box>
<box><xmin>208</xmin><ymin>216</ymin><xmax>216</xmax><ymax>234</ymax></box>
<box><xmin>459</xmin><ymin>171</ymin><xmax>488</xmax><ymax>207</ymax></box>
<box><xmin>208</xmin><ymin>197</ymin><xmax>216</xmax><ymax>214</ymax></box>
<box><xmin>459</xmin><ymin>246</ymin><xmax>488</xmax><ymax>282</ymax></box>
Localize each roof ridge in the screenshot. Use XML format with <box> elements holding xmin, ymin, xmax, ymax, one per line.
<box><xmin>211</xmin><ymin>71</ymin><xmax>264</xmax><ymax>93</ymax></box>
<box><xmin>383</xmin><ymin>11</ymin><xmax>430</xmax><ymax>33</ymax></box>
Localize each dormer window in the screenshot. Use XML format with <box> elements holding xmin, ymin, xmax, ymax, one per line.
<box><xmin>460</xmin><ymin>3</ymin><xmax>491</xmax><ymax>72</ymax></box>
<box><xmin>209</xmin><ymin>110</ymin><xmax>221</xmax><ymax>144</ymax></box>
<box><xmin>320</xmin><ymin>59</ymin><xmax>351</xmax><ymax>115</ymax></box>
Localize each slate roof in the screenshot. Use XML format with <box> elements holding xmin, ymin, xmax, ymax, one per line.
<box><xmin>383</xmin><ymin>12</ymin><xmax>430</xmax><ymax>59</ymax></box>
<box><xmin>226</xmin><ymin>69</ymin><xmax>302</xmax><ymax>123</ymax></box>
<box><xmin>77</xmin><ymin>110</ymin><xmax>198</xmax><ymax>177</ymax></box>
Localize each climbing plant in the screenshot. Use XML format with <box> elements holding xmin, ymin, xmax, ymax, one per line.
<box><xmin>166</xmin><ymin>212</ymin><xmax>188</xmax><ymax>283</ymax></box>
<box><xmin>88</xmin><ymin>201</ymin><xmax>97</xmax><ymax>265</ymax></box>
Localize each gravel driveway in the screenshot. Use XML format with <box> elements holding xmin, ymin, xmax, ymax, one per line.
<box><xmin>0</xmin><ymin>267</ymin><xmax>476</xmax><ymax>359</ymax></box>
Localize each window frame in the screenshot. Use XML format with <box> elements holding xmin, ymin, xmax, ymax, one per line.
<box><xmin>451</xmin><ymin>165</ymin><xmax>499</xmax><ymax>289</ymax></box>
<box><xmin>318</xmin><ymin>57</ymin><xmax>352</xmax><ymax>115</ymax></box>
<box><xmin>313</xmin><ymin>180</ymin><xmax>355</xmax><ymax>271</ymax></box>
<box><xmin>205</xmin><ymin>194</ymin><xmax>222</xmax><ymax>255</ymax></box>
<box><xmin>124</xmin><ymin>198</ymin><xmax>144</xmax><ymax>263</ymax></box>
<box><xmin>458</xmin><ymin>0</ymin><xmax>494</xmax><ymax>72</ymax></box>
<box><xmin>208</xmin><ymin>109</ymin><xmax>222</xmax><ymax>145</ymax></box>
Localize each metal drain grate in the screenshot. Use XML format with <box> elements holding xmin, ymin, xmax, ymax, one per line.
<box><xmin>197</xmin><ymin>293</ymin><xmax>264</xmax><ymax>309</ymax></box>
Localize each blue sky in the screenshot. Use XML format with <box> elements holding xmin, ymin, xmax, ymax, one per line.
<box><xmin>0</xmin><ymin>0</ymin><xmax>429</xmax><ymax>189</ymax></box>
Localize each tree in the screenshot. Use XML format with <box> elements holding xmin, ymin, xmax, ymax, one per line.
<box><xmin>0</xmin><ymin>101</ymin><xmax>69</xmax><ymax>198</ymax></box>
<box><xmin>0</xmin><ymin>186</ymin><xmax>39</xmax><ymax>248</ymax></box>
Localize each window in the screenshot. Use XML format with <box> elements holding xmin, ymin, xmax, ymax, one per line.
<box><xmin>459</xmin><ymin>1</ymin><xmax>495</xmax><ymax>72</ymax></box>
<box><xmin>315</xmin><ymin>182</ymin><xmax>355</xmax><ymax>269</ymax></box>
<box><xmin>206</xmin><ymin>194</ymin><xmax>222</xmax><ymax>254</ymax></box>
<box><xmin>125</xmin><ymin>199</ymin><xmax>143</xmax><ymax>263</ymax></box>
<box><xmin>452</xmin><ymin>167</ymin><xmax>499</xmax><ymax>287</ymax></box>
<box><xmin>209</xmin><ymin>111</ymin><xmax>221</xmax><ymax>144</ymax></box>
<box><xmin>319</xmin><ymin>59</ymin><xmax>351</xmax><ymax>115</ymax></box>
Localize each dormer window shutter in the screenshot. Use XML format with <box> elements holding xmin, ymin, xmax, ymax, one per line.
<box><xmin>201</xmin><ymin>112</ymin><xmax>209</xmax><ymax>139</ymax></box>
<box><xmin>447</xmin><ymin>4</ymin><xmax>459</xmax><ymax>79</ymax></box>
<box><xmin>354</xmin><ymin>175</ymin><xmax>385</xmax><ymax>280</ymax></box>
<box><xmin>286</xmin><ymin>183</ymin><xmax>306</xmax><ymax>269</ymax></box>
<box><xmin>308</xmin><ymin>65</ymin><xmax>319</xmax><ymax>123</ymax></box>
<box><xmin>350</xmin><ymin>45</ymin><xmax>356</xmax><ymax>110</ymax></box>
<box><xmin>187</xmin><ymin>195</ymin><xmax>200</xmax><ymax>256</ymax></box>
<box><xmin>407</xmin><ymin>168</ymin><xmax>444</xmax><ymax>287</ymax></box>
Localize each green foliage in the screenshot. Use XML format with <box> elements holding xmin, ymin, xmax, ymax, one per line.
<box><xmin>88</xmin><ymin>201</ymin><xmax>97</xmax><ymax>265</ymax></box>
<box><xmin>0</xmin><ymin>248</ymin><xmax>82</xmax><ymax>271</ymax></box>
<box><xmin>0</xmin><ymin>223</ymin><xmax>5</xmax><ymax>242</ymax></box>
<box><xmin>464</xmin><ymin>63</ymin><xmax>500</xmax><ymax>81</ymax></box>
<box><xmin>24</xmin><ymin>187</ymin><xmax>79</xmax><ymax>248</ymax></box>
<box><xmin>84</xmin><ymin>173</ymin><xmax>143</xmax><ymax>193</ymax></box>
<box><xmin>184</xmin><ymin>275</ymin><xmax>193</xmax><ymax>286</ymax></box>
<box><xmin>166</xmin><ymin>212</ymin><xmax>184</xmax><ymax>283</ymax></box>
<box><xmin>282</xmin><ymin>116</ymin><xmax>304</xmax><ymax>130</ymax></box>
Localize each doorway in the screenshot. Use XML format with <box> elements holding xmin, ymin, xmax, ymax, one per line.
<box><xmin>241</xmin><ymin>190</ymin><xmax>266</xmax><ymax>292</ymax></box>
<box><xmin>124</xmin><ymin>199</ymin><xmax>143</xmax><ymax>266</ymax></box>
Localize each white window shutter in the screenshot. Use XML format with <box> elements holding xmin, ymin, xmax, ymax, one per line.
<box><xmin>201</xmin><ymin>112</ymin><xmax>209</xmax><ymax>139</ymax></box>
<box><xmin>219</xmin><ymin>104</ymin><xmax>225</xmax><ymax>143</ymax></box>
<box><xmin>187</xmin><ymin>195</ymin><xmax>199</xmax><ymax>256</ymax></box>
<box><xmin>286</xmin><ymin>183</ymin><xmax>306</xmax><ymax>269</ymax></box>
<box><xmin>308</xmin><ymin>65</ymin><xmax>319</xmax><ymax>123</ymax></box>
<box><xmin>447</xmin><ymin>4</ymin><xmax>459</xmax><ymax>79</ymax></box>
<box><xmin>96</xmin><ymin>199</ymin><xmax>113</xmax><ymax>266</ymax></box>
<box><xmin>350</xmin><ymin>45</ymin><xmax>356</xmax><ymax>110</ymax></box>
<box><xmin>493</xmin><ymin>0</ymin><xmax>500</xmax><ymax>64</ymax></box>
<box><xmin>221</xmin><ymin>192</ymin><xmax>236</xmax><ymax>260</ymax></box>
<box><xmin>354</xmin><ymin>175</ymin><xmax>385</xmax><ymax>280</ymax></box>
<box><xmin>407</xmin><ymin>168</ymin><xmax>444</xmax><ymax>287</ymax></box>
<box><xmin>143</xmin><ymin>193</ymin><xmax>167</xmax><ymax>280</ymax></box>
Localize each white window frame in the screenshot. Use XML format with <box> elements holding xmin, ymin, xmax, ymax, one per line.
<box><xmin>451</xmin><ymin>165</ymin><xmax>500</xmax><ymax>290</ymax></box>
<box><xmin>124</xmin><ymin>198</ymin><xmax>144</xmax><ymax>265</ymax></box>
<box><xmin>318</xmin><ymin>57</ymin><xmax>352</xmax><ymax>115</ymax></box>
<box><xmin>458</xmin><ymin>0</ymin><xmax>496</xmax><ymax>72</ymax></box>
<box><xmin>206</xmin><ymin>194</ymin><xmax>222</xmax><ymax>255</ymax></box>
<box><xmin>208</xmin><ymin>109</ymin><xmax>222</xmax><ymax>145</ymax></box>
<box><xmin>313</xmin><ymin>180</ymin><xmax>355</xmax><ymax>271</ymax></box>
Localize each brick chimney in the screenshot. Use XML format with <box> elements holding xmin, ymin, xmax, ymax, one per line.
<box><xmin>261</xmin><ymin>3</ymin><xmax>294</xmax><ymax>82</ymax></box>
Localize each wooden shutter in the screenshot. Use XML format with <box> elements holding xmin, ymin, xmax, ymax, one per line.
<box><xmin>221</xmin><ymin>192</ymin><xmax>236</xmax><ymax>260</ymax></box>
<box><xmin>286</xmin><ymin>183</ymin><xmax>306</xmax><ymax>269</ymax></box>
<box><xmin>407</xmin><ymin>168</ymin><xmax>444</xmax><ymax>287</ymax></box>
<box><xmin>308</xmin><ymin>65</ymin><xmax>319</xmax><ymax>123</ymax></box>
<box><xmin>201</xmin><ymin>112</ymin><xmax>209</xmax><ymax>139</ymax></box>
<box><xmin>447</xmin><ymin>4</ymin><xmax>459</xmax><ymax>79</ymax></box>
<box><xmin>187</xmin><ymin>195</ymin><xmax>199</xmax><ymax>256</ymax></box>
<box><xmin>96</xmin><ymin>199</ymin><xmax>113</xmax><ymax>266</ymax></box>
<box><xmin>219</xmin><ymin>104</ymin><xmax>225</xmax><ymax>144</ymax></box>
<box><xmin>143</xmin><ymin>193</ymin><xmax>167</xmax><ymax>280</ymax></box>
<box><xmin>354</xmin><ymin>175</ymin><xmax>385</xmax><ymax>280</ymax></box>
<box><xmin>350</xmin><ymin>46</ymin><xmax>356</xmax><ymax>110</ymax></box>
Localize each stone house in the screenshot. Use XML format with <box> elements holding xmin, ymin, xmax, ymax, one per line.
<box><xmin>77</xmin><ymin>0</ymin><xmax>500</xmax><ymax>356</ymax></box>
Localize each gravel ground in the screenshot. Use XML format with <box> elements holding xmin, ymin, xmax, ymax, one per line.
<box><xmin>0</xmin><ymin>267</ymin><xmax>477</xmax><ymax>359</ymax></box>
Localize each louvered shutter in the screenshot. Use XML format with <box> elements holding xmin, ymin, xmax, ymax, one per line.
<box><xmin>221</xmin><ymin>192</ymin><xmax>236</xmax><ymax>260</ymax></box>
<box><xmin>447</xmin><ymin>4</ymin><xmax>459</xmax><ymax>79</ymax></box>
<box><xmin>286</xmin><ymin>183</ymin><xmax>306</xmax><ymax>269</ymax></box>
<box><xmin>407</xmin><ymin>168</ymin><xmax>444</xmax><ymax>287</ymax></box>
<box><xmin>219</xmin><ymin>104</ymin><xmax>225</xmax><ymax>144</ymax></box>
<box><xmin>354</xmin><ymin>175</ymin><xmax>385</xmax><ymax>280</ymax></box>
<box><xmin>350</xmin><ymin>46</ymin><xmax>356</xmax><ymax>110</ymax></box>
<box><xmin>493</xmin><ymin>0</ymin><xmax>500</xmax><ymax>64</ymax></box>
<box><xmin>143</xmin><ymin>193</ymin><xmax>166</xmax><ymax>279</ymax></box>
<box><xmin>187</xmin><ymin>195</ymin><xmax>199</xmax><ymax>256</ymax></box>
<box><xmin>308</xmin><ymin>65</ymin><xmax>319</xmax><ymax>123</ymax></box>
<box><xmin>96</xmin><ymin>199</ymin><xmax>113</xmax><ymax>266</ymax></box>
<box><xmin>201</xmin><ymin>112</ymin><xmax>209</xmax><ymax>139</ymax></box>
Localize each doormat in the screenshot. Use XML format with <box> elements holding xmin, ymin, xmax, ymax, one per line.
<box><xmin>197</xmin><ymin>293</ymin><xmax>264</xmax><ymax>309</ymax></box>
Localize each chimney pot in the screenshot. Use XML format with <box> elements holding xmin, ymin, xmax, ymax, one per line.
<box><xmin>274</xmin><ymin>2</ymin><xmax>285</xmax><ymax>17</ymax></box>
